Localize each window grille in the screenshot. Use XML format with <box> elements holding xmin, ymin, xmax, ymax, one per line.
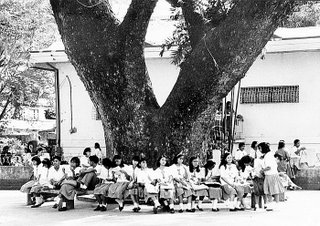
<box><xmin>240</xmin><ymin>86</ymin><xmax>299</xmax><ymax>104</ymax></box>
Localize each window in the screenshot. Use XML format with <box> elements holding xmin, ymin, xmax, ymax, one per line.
<box><xmin>240</xmin><ymin>85</ymin><xmax>299</xmax><ymax>104</ymax></box>
<box><xmin>92</xmin><ymin>107</ymin><xmax>101</xmax><ymax>120</ymax></box>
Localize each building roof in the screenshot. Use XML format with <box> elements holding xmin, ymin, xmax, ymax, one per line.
<box><xmin>30</xmin><ymin>26</ymin><xmax>320</xmax><ymax>64</ymax></box>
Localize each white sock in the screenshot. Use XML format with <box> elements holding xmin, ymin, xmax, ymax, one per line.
<box><xmin>235</xmin><ymin>200</ymin><xmax>240</xmax><ymax>208</ymax></box>
<box><xmin>186</xmin><ymin>202</ymin><xmax>191</xmax><ymax>210</ymax></box>
<box><xmin>198</xmin><ymin>200</ymin><xmax>203</xmax><ymax>208</ymax></box>
<box><xmin>154</xmin><ymin>199</ymin><xmax>160</xmax><ymax>207</ymax></box>
<box><xmin>169</xmin><ymin>203</ymin><xmax>174</xmax><ymax>209</ymax></box>
<box><xmin>191</xmin><ymin>201</ymin><xmax>195</xmax><ymax>209</ymax></box>
<box><xmin>35</xmin><ymin>197</ymin><xmax>41</xmax><ymax>205</ymax></box>
<box><xmin>212</xmin><ymin>199</ymin><xmax>217</xmax><ymax>209</ymax></box>
<box><xmin>163</xmin><ymin>200</ymin><xmax>168</xmax><ymax>206</ymax></box>
<box><xmin>133</xmin><ymin>202</ymin><xmax>138</xmax><ymax>208</ymax></box>
<box><xmin>80</xmin><ymin>184</ymin><xmax>87</xmax><ymax>189</ymax></box>
<box><xmin>62</xmin><ymin>202</ymin><xmax>66</xmax><ymax>208</ymax></box>
<box><xmin>179</xmin><ymin>203</ymin><xmax>184</xmax><ymax>210</ymax></box>
<box><xmin>99</xmin><ymin>204</ymin><xmax>103</xmax><ymax>207</ymax></box>
<box><xmin>116</xmin><ymin>199</ymin><xmax>123</xmax><ymax>207</ymax></box>
<box><xmin>102</xmin><ymin>204</ymin><xmax>107</xmax><ymax>207</ymax></box>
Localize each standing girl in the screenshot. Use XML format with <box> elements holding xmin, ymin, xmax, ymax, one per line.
<box><xmin>259</xmin><ymin>142</ymin><xmax>285</xmax><ymax>211</ymax></box>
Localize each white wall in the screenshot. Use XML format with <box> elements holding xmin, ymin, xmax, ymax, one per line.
<box><xmin>55</xmin><ymin>58</ymin><xmax>179</xmax><ymax>158</ymax></box>
<box><xmin>238</xmin><ymin>51</ymin><xmax>320</xmax><ymax>151</ymax></box>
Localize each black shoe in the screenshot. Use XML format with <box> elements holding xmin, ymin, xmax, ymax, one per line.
<box><xmin>196</xmin><ymin>205</ymin><xmax>203</xmax><ymax>211</ymax></box>
<box><xmin>31</xmin><ymin>203</ymin><xmax>43</xmax><ymax>208</ymax></box>
<box><xmin>236</xmin><ymin>207</ymin><xmax>245</xmax><ymax>211</ymax></box>
<box><xmin>178</xmin><ymin>209</ymin><xmax>184</xmax><ymax>213</ymax></box>
<box><xmin>133</xmin><ymin>207</ymin><xmax>138</xmax><ymax>212</ymax></box>
<box><xmin>52</xmin><ymin>203</ymin><xmax>58</xmax><ymax>209</ymax></box>
<box><xmin>119</xmin><ymin>204</ymin><xmax>124</xmax><ymax>212</ymax></box>
<box><xmin>229</xmin><ymin>208</ymin><xmax>237</xmax><ymax>212</ymax></box>
<box><xmin>100</xmin><ymin>206</ymin><xmax>107</xmax><ymax>212</ymax></box>
<box><xmin>94</xmin><ymin>205</ymin><xmax>102</xmax><ymax>211</ymax></box>
<box><xmin>170</xmin><ymin>208</ymin><xmax>175</xmax><ymax>214</ymax></box>
<box><xmin>191</xmin><ymin>208</ymin><xmax>196</xmax><ymax>212</ymax></box>
<box><xmin>212</xmin><ymin>208</ymin><xmax>219</xmax><ymax>212</ymax></box>
<box><xmin>186</xmin><ymin>209</ymin><xmax>193</xmax><ymax>212</ymax></box>
<box><xmin>58</xmin><ymin>207</ymin><xmax>67</xmax><ymax>211</ymax></box>
<box><xmin>153</xmin><ymin>207</ymin><xmax>158</xmax><ymax>214</ymax></box>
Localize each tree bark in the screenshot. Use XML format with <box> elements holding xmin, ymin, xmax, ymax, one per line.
<box><xmin>50</xmin><ymin>0</ymin><xmax>296</xmax><ymax>163</ymax></box>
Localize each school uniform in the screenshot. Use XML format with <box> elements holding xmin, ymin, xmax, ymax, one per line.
<box><xmin>137</xmin><ymin>168</ymin><xmax>159</xmax><ymax>201</ymax></box>
<box><xmin>154</xmin><ymin>167</ymin><xmax>175</xmax><ymax>199</ymax></box>
<box><xmin>20</xmin><ymin>164</ymin><xmax>42</xmax><ymax>193</ymax></box>
<box><xmin>93</xmin><ymin>167</ymin><xmax>114</xmax><ymax>196</ymax></box>
<box><xmin>220</xmin><ymin>164</ymin><xmax>243</xmax><ymax>200</ymax></box>
<box><xmin>204</xmin><ymin>168</ymin><xmax>222</xmax><ymax>200</ymax></box>
<box><xmin>59</xmin><ymin>166</ymin><xmax>81</xmax><ymax>200</ymax></box>
<box><xmin>263</xmin><ymin>152</ymin><xmax>285</xmax><ymax>195</ymax></box>
<box><xmin>30</xmin><ymin>166</ymin><xmax>51</xmax><ymax>194</ymax></box>
<box><xmin>189</xmin><ymin>168</ymin><xmax>208</xmax><ymax>197</ymax></box>
<box><xmin>170</xmin><ymin>164</ymin><xmax>193</xmax><ymax>198</ymax></box>
<box><xmin>79</xmin><ymin>165</ymin><xmax>102</xmax><ymax>190</ymax></box>
<box><xmin>107</xmin><ymin>166</ymin><xmax>130</xmax><ymax>200</ymax></box>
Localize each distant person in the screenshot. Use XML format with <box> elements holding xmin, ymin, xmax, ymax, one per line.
<box><xmin>275</xmin><ymin>140</ymin><xmax>294</xmax><ymax>179</ymax></box>
<box><xmin>93</xmin><ymin>142</ymin><xmax>103</xmax><ymax>162</ymax></box>
<box><xmin>80</xmin><ymin>147</ymin><xmax>91</xmax><ymax>168</ymax></box>
<box><xmin>234</xmin><ymin>142</ymin><xmax>247</xmax><ymax>161</ymax></box>
<box><xmin>248</xmin><ymin>141</ymin><xmax>260</xmax><ymax>159</ymax></box>
<box><xmin>289</xmin><ymin>139</ymin><xmax>307</xmax><ymax>172</ymax></box>
<box><xmin>1</xmin><ymin>146</ymin><xmax>11</xmax><ymax>166</ymax></box>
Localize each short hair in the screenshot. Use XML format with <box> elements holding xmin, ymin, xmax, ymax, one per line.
<box><xmin>70</xmin><ymin>157</ymin><xmax>80</xmax><ymax>167</ymax></box>
<box><xmin>278</xmin><ymin>140</ymin><xmax>285</xmax><ymax>149</ymax></box>
<box><xmin>251</xmin><ymin>141</ymin><xmax>258</xmax><ymax>149</ymax></box>
<box><xmin>132</xmin><ymin>155</ymin><xmax>140</xmax><ymax>162</ymax></box>
<box><xmin>238</xmin><ymin>142</ymin><xmax>245</xmax><ymax>148</ymax></box>
<box><xmin>52</xmin><ymin>156</ymin><xmax>61</xmax><ymax>162</ymax></box>
<box><xmin>112</xmin><ymin>155</ymin><xmax>124</xmax><ymax>167</ymax></box>
<box><xmin>31</xmin><ymin>156</ymin><xmax>41</xmax><ymax>165</ymax></box>
<box><xmin>94</xmin><ymin>143</ymin><xmax>100</xmax><ymax>149</ymax></box>
<box><xmin>89</xmin><ymin>155</ymin><xmax>99</xmax><ymax>164</ymax></box>
<box><xmin>172</xmin><ymin>153</ymin><xmax>184</xmax><ymax>164</ymax></box>
<box><xmin>83</xmin><ymin>147</ymin><xmax>91</xmax><ymax>155</ymax></box>
<box><xmin>102</xmin><ymin>158</ymin><xmax>113</xmax><ymax>168</ymax></box>
<box><xmin>42</xmin><ymin>158</ymin><xmax>51</xmax><ymax>168</ymax></box>
<box><xmin>258</xmin><ymin>142</ymin><xmax>271</xmax><ymax>154</ymax></box>
<box><xmin>294</xmin><ymin>139</ymin><xmax>300</xmax><ymax>146</ymax></box>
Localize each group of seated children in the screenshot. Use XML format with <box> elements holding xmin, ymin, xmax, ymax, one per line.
<box><xmin>20</xmin><ymin>142</ymin><xmax>298</xmax><ymax>213</ymax></box>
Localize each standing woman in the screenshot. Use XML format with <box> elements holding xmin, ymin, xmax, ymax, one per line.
<box><xmin>188</xmin><ymin>156</ymin><xmax>208</xmax><ymax>211</ymax></box>
<box><xmin>93</xmin><ymin>143</ymin><xmax>103</xmax><ymax>163</ymax></box>
<box><xmin>259</xmin><ymin>142</ymin><xmax>285</xmax><ymax>211</ymax></box>
<box><xmin>154</xmin><ymin>155</ymin><xmax>175</xmax><ymax>214</ymax></box>
<box><xmin>276</xmin><ymin>140</ymin><xmax>294</xmax><ymax>180</ymax></box>
<box><xmin>80</xmin><ymin>147</ymin><xmax>91</xmax><ymax>169</ymax></box>
<box><xmin>170</xmin><ymin>153</ymin><xmax>193</xmax><ymax>213</ymax></box>
<box><xmin>203</xmin><ymin>160</ymin><xmax>222</xmax><ymax>211</ymax></box>
<box><xmin>219</xmin><ymin>152</ymin><xmax>244</xmax><ymax>211</ymax></box>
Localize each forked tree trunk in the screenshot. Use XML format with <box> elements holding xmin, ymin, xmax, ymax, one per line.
<box><xmin>50</xmin><ymin>0</ymin><xmax>295</xmax><ymax>164</ymax></box>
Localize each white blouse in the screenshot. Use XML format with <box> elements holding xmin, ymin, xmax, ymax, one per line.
<box><xmin>220</xmin><ymin>164</ymin><xmax>239</xmax><ymax>186</ymax></box>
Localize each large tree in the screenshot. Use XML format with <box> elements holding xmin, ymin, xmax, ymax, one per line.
<box><xmin>50</xmin><ymin>0</ymin><xmax>296</xmax><ymax>163</ymax></box>
<box><xmin>0</xmin><ymin>0</ymin><xmax>56</xmax><ymax>121</ymax></box>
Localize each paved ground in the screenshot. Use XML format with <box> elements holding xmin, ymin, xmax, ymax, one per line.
<box><xmin>0</xmin><ymin>190</ymin><xmax>319</xmax><ymax>226</ymax></box>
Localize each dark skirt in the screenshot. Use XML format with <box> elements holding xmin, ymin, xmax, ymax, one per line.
<box><xmin>94</xmin><ymin>183</ymin><xmax>113</xmax><ymax>196</ymax></box>
<box><xmin>174</xmin><ymin>182</ymin><xmax>193</xmax><ymax>198</ymax></box>
<box><xmin>60</xmin><ymin>183</ymin><xmax>77</xmax><ymax>200</ymax></box>
<box><xmin>107</xmin><ymin>182</ymin><xmax>129</xmax><ymax>199</ymax></box>
<box><xmin>208</xmin><ymin>187</ymin><xmax>222</xmax><ymax>199</ymax></box>
<box><xmin>253</xmin><ymin>177</ymin><xmax>265</xmax><ymax>196</ymax></box>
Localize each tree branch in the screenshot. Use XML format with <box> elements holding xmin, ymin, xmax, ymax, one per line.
<box><xmin>120</xmin><ymin>0</ymin><xmax>158</xmax><ymax>47</ymax></box>
<box><xmin>161</xmin><ymin>0</ymin><xmax>296</xmax><ymax>130</ymax></box>
<box><xmin>180</xmin><ymin>0</ymin><xmax>207</xmax><ymax>49</ymax></box>
<box><xmin>0</xmin><ymin>93</ymin><xmax>12</xmax><ymax>120</ymax></box>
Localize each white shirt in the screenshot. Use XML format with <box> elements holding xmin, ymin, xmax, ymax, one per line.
<box><xmin>93</xmin><ymin>148</ymin><xmax>103</xmax><ymax>159</ymax></box>
<box><xmin>263</xmin><ymin>152</ymin><xmax>278</xmax><ymax>175</ymax></box>
<box><xmin>154</xmin><ymin>167</ymin><xmax>173</xmax><ymax>183</ymax></box>
<box><xmin>253</xmin><ymin>158</ymin><xmax>264</xmax><ymax>178</ymax></box>
<box><xmin>220</xmin><ymin>164</ymin><xmax>239</xmax><ymax>185</ymax></box>
<box><xmin>33</xmin><ymin>164</ymin><xmax>42</xmax><ymax>179</ymax></box>
<box><xmin>38</xmin><ymin>166</ymin><xmax>50</xmax><ymax>186</ymax></box>
<box><xmin>169</xmin><ymin>164</ymin><xmax>189</xmax><ymax>180</ymax></box>
<box><xmin>64</xmin><ymin>166</ymin><xmax>81</xmax><ymax>178</ymax></box>
<box><xmin>99</xmin><ymin>167</ymin><xmax>113</xmax><ymax>180</ymax></box>
<box><xmin>234</xmin><ymin>150</ymin><xmax>247</xmax><ymax>161</ymax></box>
<box><xmin>112</xmin><ymin>166</ymin><xmax>129</xmax><ymax>182</ymax></box>
<box><xmin>80</xmin><ymin>156</ymin><xmax>90</xmax><ymax>168</ymax></box>
<box><xmin>289</xmin><ymin>146</ymin><xmax>301</xmax><ymax>158</ymax></box>
<box><xmin>136</xmin><ymin>168</ymin><xmax>153</xmax><ymax>184</ymax></box>
<box><xmin>189</xmin><ymin>168</ymin><xmax>205</xmax><ymax>183</ymax></box>
<box><xmin>48</xmin><ymin>166</ymin><xmax>65</xmax><ymax>182</ymax></box>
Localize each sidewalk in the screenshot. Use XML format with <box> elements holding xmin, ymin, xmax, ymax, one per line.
<box><xmin>0</xmin><ymin>190</ymin><xmax>319</xmax><ymax>226</ymax></box>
